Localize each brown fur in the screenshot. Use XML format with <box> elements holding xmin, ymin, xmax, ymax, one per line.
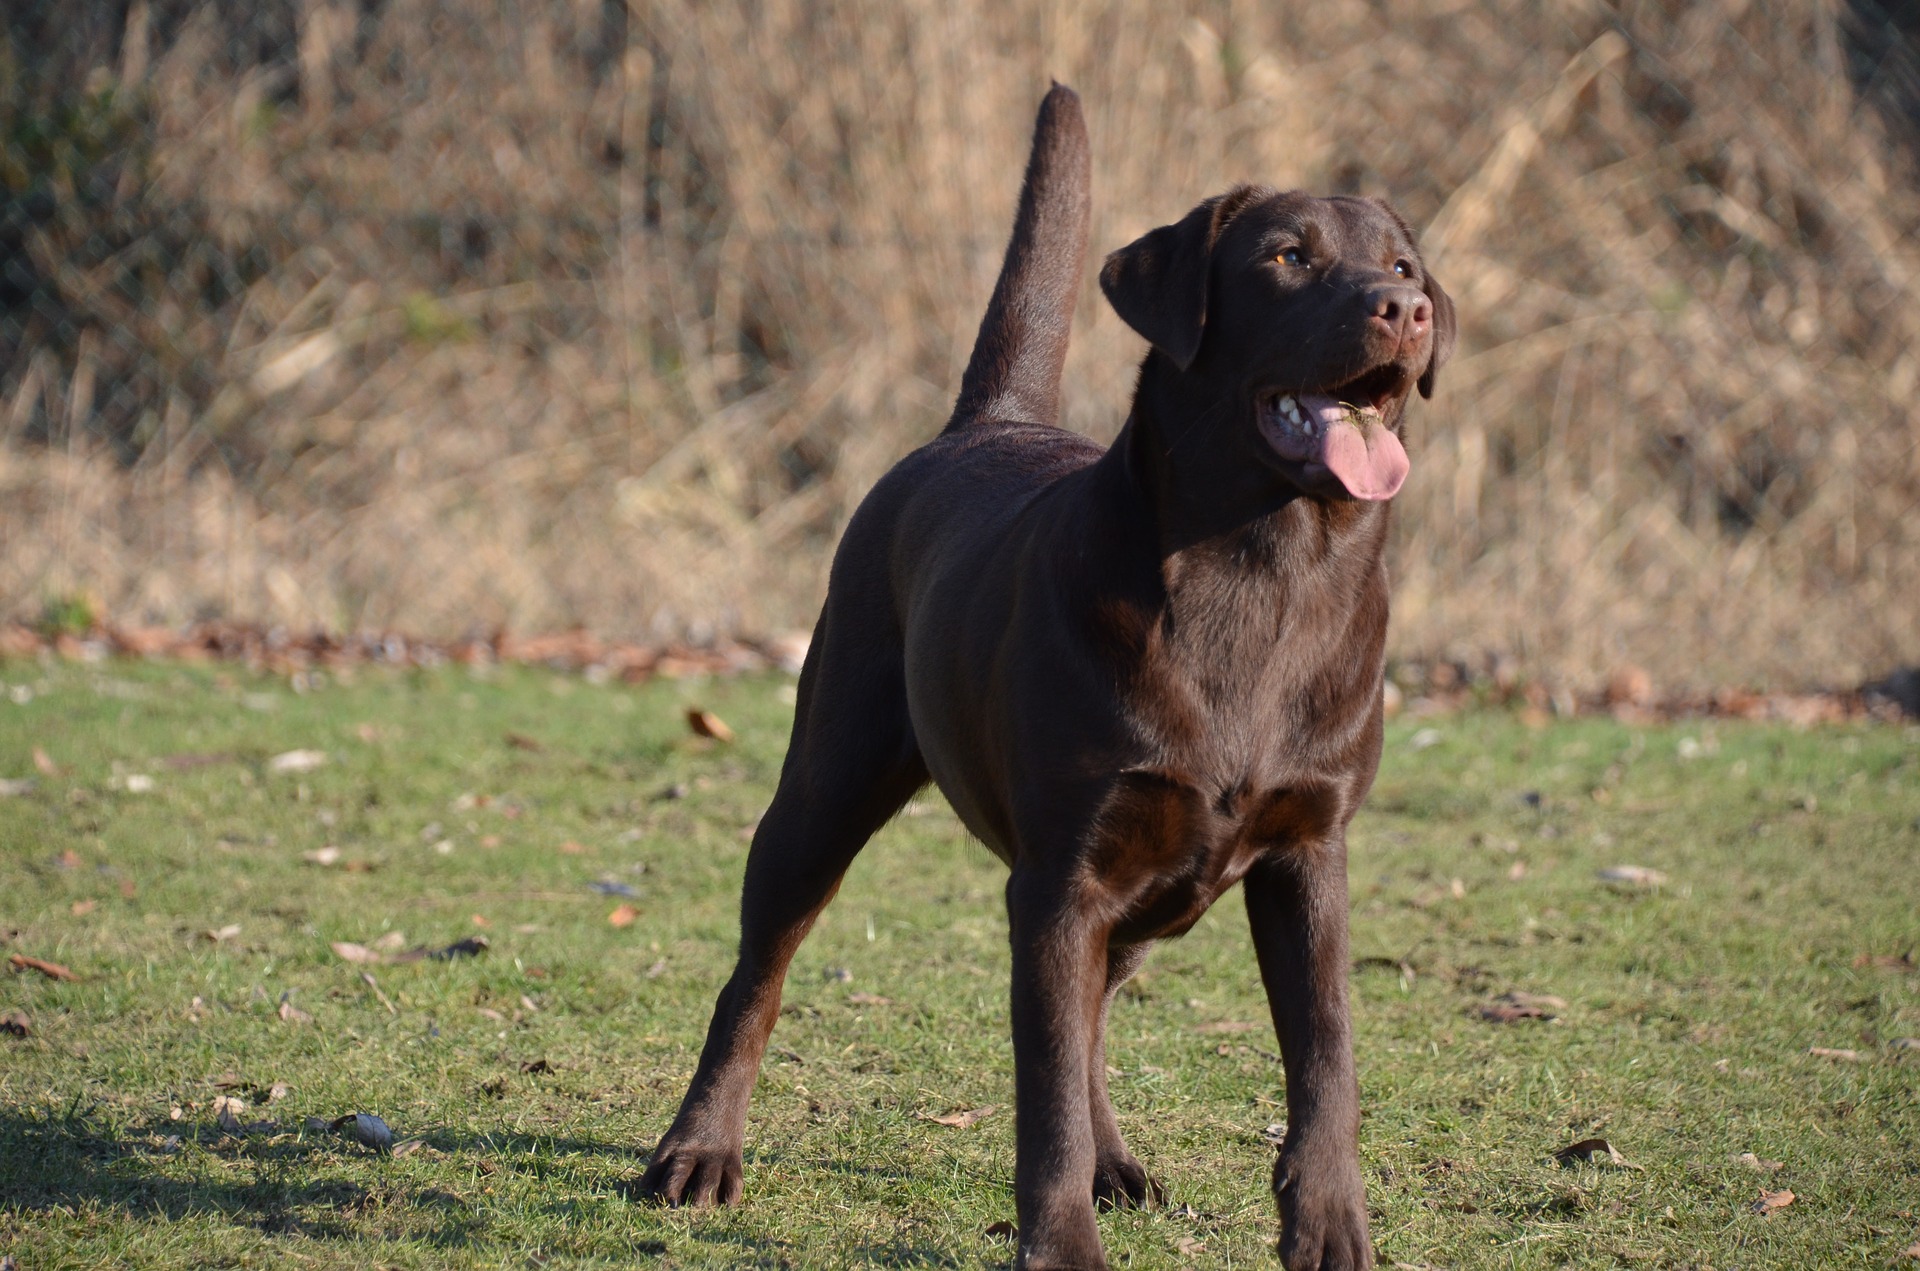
<box><xmin>637</xmin><ymin>84</ymin><xmax>1456</xmax><ymax>1271</ymax></box>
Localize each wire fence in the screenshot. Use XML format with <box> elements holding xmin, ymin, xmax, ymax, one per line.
<box><xmin>3</xmin><ymin>0</ymin><xmax>1919</xmax><ymax>691</ymax></box>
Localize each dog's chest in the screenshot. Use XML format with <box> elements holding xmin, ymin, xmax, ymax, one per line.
<box><xmin>1087</xmin><ymin>761</ymin><xmax>1344</xmax><ymax>943</ymax></box>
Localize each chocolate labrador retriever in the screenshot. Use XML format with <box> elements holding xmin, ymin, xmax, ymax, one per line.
<box><xmin>639</xmin><ymin>84</ymin><xmax>1454</xmax><ymax>1271</ymax></box>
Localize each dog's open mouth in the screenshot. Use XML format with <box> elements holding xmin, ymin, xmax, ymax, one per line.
<box><xmin>1255</xmin><ymin>366</ymin><xmax>1411</xmax><ymax>501</ymax></box>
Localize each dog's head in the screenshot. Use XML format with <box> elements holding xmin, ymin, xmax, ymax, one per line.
<box><xmin>1100</xmin><ymin>187</ymin><xmax>1455</xmax><ymax>502</ymax></box>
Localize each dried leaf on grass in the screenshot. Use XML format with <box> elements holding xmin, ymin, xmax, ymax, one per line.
<box><xmin>1</xmin><ymin>1010</ymin><xmax>30</xmax><ymax>1037</ymax></box>
<box><xmin>32</xmin><ymin>747</ymin><xmax>60</xmax><ymax>777</ymax></box>
<box><xmin>329</xmin><ymin>935</ymin><xmax>488</xmax><ymax>965</ymax></box>
<box><xmin>308</xmin><ymin>1112</ymin><xmax>394</xmax><ymax>1151</ymax></box>
<box><xmin>1553</xmin><ymin>1138</ymin><xmax>1641</xmax><ymax>1169</ymax></box>
<box><xmin>9</xmin><ymin>953</ymin><xmax>78</xmax><ymax>981</ymax></box>
<box><xmin>921</xmin><ymin>1105</ymin><xmax>998</xmax><ymax>1128</ymax></box>
<box><xmin>846</xmin><ymin>992</ymin><xmax>891</xmax><ymax>1006</ymax></box>
<box><xmin>1735</xmin><ymin>1152</ymin><xmax>1784</xmax><ymax>1173</ymax></box>
<box><xmin>608</xmin><ymin>904</ymin><xmax>639</xmax><ymax>928</ymax></box>
<box><xmin>1176</xmin><ymin>1235</ymin><xmax>1207</xmax><ymax>1255</ymax></box>
<box><xmin>1751</xmin><ymin>1188</ymin><xmax>1795</xmax><ymax>1215</ymax></box>
<box><xmin>520</xmin><ymin>1058</ymin><xmax>553</xmax><ymax>1074</ymax></box>
<box><xmin>213</xmin><ymin>1094</ymin><xmax>276</xmax><ymax>1136</ymax></box>
<box><xmin>277</xmin><ymin>993</ymin><xmax>312</xmax><ymax>1025</ymax></box>
<box><xmin>392</xmin><ymin>1137</ymin><xmax>427</xmax><ymax>1158</ymax></box>
<box><xmin>686</xmin><ymin>708</ymin><xmax>735</xmax><ymax>742</ymax></box>
<box><xmin>0</xmin><ymin>778</ymin><xmax>33</xmax><ymax>797</ymax></box>
<box><xmin>70</xmin><ymin>899</ymin><xmax>96</xmax><ymax>916</ymax></box>
<box><xmin>1597</xmin><ymin>865</ymin><xmax>1668</xmax><ymax>887</ymax></box>
<box><xmin>1808</xmin><ymin>1046</ymin><xmax>1863</xmax><ymax>1061</ymax></box>
<box><xmin>200</xmin><ymin>924</ymin><xmax>241</xmax><ymax>943</ymax></box>
<box><xmin>1479</xmin><ymin>991</ymin><xmax>1567</xmax><ymax>1023</ymax></box>
<box><xmin>268</xmin><ymin>749</ymin><xmax>328</xmax><ymax>773</ymax></box>
<box><xmin>1194</xmin><ymin>1020</ymin><xmax>1259</xmax><ymax>1034</ymax></box>
<box><xmin>505</xmin><ymin>732</ymin><xmax>544</xmax><ymax>752</ymax></box>
<box><xmin>1852</xmin><ymin>951</ymin><xmax>1915</xmax><ymax>972</ymax></box>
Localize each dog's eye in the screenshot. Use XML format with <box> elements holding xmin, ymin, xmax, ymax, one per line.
<box><xmin>1277</xmin><ymin>247</ymin><xmax>1307</xmax><ymax>268</ymax></box>
<box><xmin>1392</xmin><ymin>259</ymin><xmax>1414</xmax><ymax>278</ymax></box>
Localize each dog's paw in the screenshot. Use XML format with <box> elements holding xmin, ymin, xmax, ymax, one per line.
<box><xmin>1273</xmin><ymin>1150</ymin><xmax>1373</xmax><ymax>1271</ymax></box>
<box><xmin>633</xmin><ymin>1138</ymin><xmax>744</xmax><ymax>1208</ymax></box>
<box><xmin>1091</xmin><ymin>1151</ymin><xmax>1165</xmax><ymax>1211</ymax></box>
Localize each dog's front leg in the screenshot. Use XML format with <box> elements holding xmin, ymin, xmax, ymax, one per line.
<box><xmin>1007</xmin><ymin>870</ymin><xmax>1111</xmax><ymax>1271</ymax></box>
<box><xmin>1244</xmin><ymin>846</ymin><xmax>1374</xmax><ymax>1271</ymax></box>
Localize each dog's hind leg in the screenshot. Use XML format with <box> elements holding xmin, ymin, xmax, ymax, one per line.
<box><xmin>1089</xmin><ymin>940</ymin><xmax>1165</xmax><ymax>1210</ymax></box>
<box><xmin>636</xmin><ymin>621</ymin><xmax>926</xmax><ymax>1207</ymax></box>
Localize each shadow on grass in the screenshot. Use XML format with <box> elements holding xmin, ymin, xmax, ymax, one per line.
<box><xmin>0</xmin><ymin>1108</ymin><xmax>484</xmax><ymax>1244</ymax></box>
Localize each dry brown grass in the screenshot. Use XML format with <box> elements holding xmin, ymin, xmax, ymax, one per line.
<box><xmin>4</xmin><ymin>0</ymin><xmax>1918</xmax><ymax>689</ymax></box>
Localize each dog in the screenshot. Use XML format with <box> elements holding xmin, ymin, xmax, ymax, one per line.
<box><xmin>638</xmin><ymin>83</ymin><xmax>1454</xmax><ymax>1271</ymax></box>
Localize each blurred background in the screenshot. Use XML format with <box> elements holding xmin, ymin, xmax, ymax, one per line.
<box><xmin>3</xmin><ymin>0</ymin><xmax>1918</xmax><ymax>691</ymax></box>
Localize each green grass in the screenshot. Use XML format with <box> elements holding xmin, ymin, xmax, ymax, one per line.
<box><xmin>1</xmin><ymin>659</ymin><xmax>1916</xmax><ymax>1269</ymax></box>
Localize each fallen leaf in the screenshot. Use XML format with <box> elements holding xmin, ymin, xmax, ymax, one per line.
<box><xmin>1808</xmin><ymin>1046</ymin><xmax>1862</xmax><ymax>1061</ymax></box>
<box><xmin>392</xmin><ymin>1137</ymin><xmax>426</xmax><ymax>1157</ymax></box>
<box><xmin>1177</xmin><ymin>1236</ymin><xmax>1207</xmax><ymax>1255</ymax></box>
<box><xmin>213</xmin><ymin>1094</ymin><xmax>250</xmax><ymax>1133</ymax></box>
<box><xmin>1853</xmin><ymin>951</ymin><xmax>1915</xmax><ymax>972</ymax></box>
<box><xmin>608</xmin><ymin>904</ymin><xmax>639</xmax><ymax>928</ymax></box>
<box><xmin>277</xmin><ymin>993</ymin><xmax>312</xmax><ymax>1025</ymax></box>
<box><xmin>9</xmin><ymin>953</ymin><xmax>78</xmax><ymax>981</ymax></box>
<box><xmin>1195</xmin><ymin>1020</ymin><xmax>1258</xmax><ymax>1034</ymax></box>
<box><xmin>1507</xmin><ymin>860</ymin><xmax>1528</xmax><ymax>880</ymax></box>
<box><xmin>505</xmin><ymin>732</ymin><xmax>544</xmax><ymax>752</ymax></box>
<box><xmin>477</xmin><ymin>1007</ymin><xmax>507</xmax><ymax>1022</ymax></box>
<box><xmin>1751</xmin><ymin>1188</ymin><xmax>1795</xmax><ymax>1215</ymax></box>
<box><xmin>267</xmin><ymin>1081</ymin><xmax>291</xmax><ymax>1102</ymax></box>
<box><xmin>520</xmin><ymin>1058</ymin><xmax>553</xmax><ymax>1074</ymax></box>
<box><xmin>372</xmin><ymin>931</ymin><xmax>407</xmax><ymax>952</ymax></box>
<box><xmin>557</xmin><ymin>839</ymin><xmax>588</xmax><ymax>855</ymax></box>
<box><xmin>70</xmin><ymin>899</ymin><xmax>96</xmax><ymax>916</ymax></box>
<box><xmin>123</xmin><ymin>774</ymin><xmax>156</xmax><ymax>793</ymax></box>
<box><xmin>847</xmin><ymin>992</ymin><xmax>892</xmax><ymax>1006</ymax></box>
<box><xmin>1735</xmin><ymin>1152</ymin><xmax>1784</xmax><ymax>1173</ymax></box>
<box><xmin>32</xmin><ymin>746</ymin><xmax>60</xmax><ymax>776</ymax></box>
<box><xmin>1903</xmin><ymin>1241</ymin><xmax>1920</xmax><ymax>1260</ymax></box>
<box><xmin>356</xmin><ymin>722</ymin><xmax>381</xmax><ymax>743</ymax></box>
<box><xmin>268</xmin><ymin>749</ymin><xmax>328</xmax><ymax>773</ymax></box>
<box><xmin>1891</xmin><ymin>1037</ymin><xmax>1920</xmax><ymax>1052</ymax></box>
<box><xmin>331</xmin><ymin>1112</ymin><xmax>394</xmax><ymax>1151</ymax></box>
<box><xmin>1261</xmin><ymin>1122</ymin><xmax>1289</xmax><ymax>1146</ymax></box>
<box><xmin>1</xmin><ymin>1009</ymin><xmax>29</xmax><ymax>1037</ymax></box>
<box><xmin>56</xmin><ymin>849</ymin><xmax>81</xmax><ymax>869</ymax></box>
<box><xmin>686</xmin><ymin>708</ymin><xmax>735</xmax><ymax>742</ymax></box>
<box><xmin>480</xmin><ymin>1075</ymin><xmax>508</xmax><ymax>1098</ymax></box>
<box><xmin>201</xmin><ymin>924</ymin><xmax>242</xmax><ymax>943</ymax></box>
<box><xmin>1597</xmin><ymin>865</ymin><xmax>1668</xmax><ymax>887</ymax></box>
<box><xmin>303</xmin><ymin>847</ymin><xmax>343</xmax><ymax>866</ymax></box>
<box><xmin>433</xmin><ymin>935</ymin><xmax>491</xmax><ymax>960</ymax></box>
<box><xmin>1554</xmin><ymin>1138</ymin><xmax>1640</xmax><ymax>1169</ymax></box>
<box><xmin>1408</xmin><ymin>727</ymin><xmax>1443</xmax><ymax>750</ymax></box>
<box><xmin>0</xmin><ymin>777</ymin><xmax>34</xmax><ymax>797</ymax></box>
<box><xmin>983</xmin><ymin>1221</ymin><xmax>1018</xmax><ymax>1241</ymax></box>
<box><xmin>922</xmin><ymin>1105</ymin><xmax>997</xmax><ymax>1128</ymax></box>
<box><xmin>644</xmin><ymin>958</ymin><xmax>668</xmax><ymax>978</ymax></box>
<box><xmin>1479</xmin><ymin>991</ymin><xmax>1564</xmax><ymax>1023</ymax></box>
<box><xmin>330</xmin><ymin>941</ymin><xmax>382</xmax><ymax>965</ymax></box>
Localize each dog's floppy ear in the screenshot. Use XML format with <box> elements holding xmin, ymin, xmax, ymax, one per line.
<box><xmin>1100</xmin><ymin>187</ymin><xmax>1260</xmax><ymax>371</ymax></box>
<box><xmin>1417</xmin><ymin>269</ymin><xmax>1457</xmax><ymax>400</ymax></box>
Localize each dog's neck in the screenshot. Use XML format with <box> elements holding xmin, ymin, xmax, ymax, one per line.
<box><xmin>1106</xmin><ymin>353</ymin><xmax>1393</xmax><ymax>578</ymax></box>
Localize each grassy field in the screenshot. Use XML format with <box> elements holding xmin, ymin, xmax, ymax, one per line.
<box><xmin>0</xmin><ymin>658</ymin><xmax>1916</xmax><ymax>1268</ymax></box>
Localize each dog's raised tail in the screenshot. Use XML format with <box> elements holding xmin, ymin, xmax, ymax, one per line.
<box><xmin>946</xmin><ymin>83</ymin><xmax>1091</xmax><ymax>432</ymax></box>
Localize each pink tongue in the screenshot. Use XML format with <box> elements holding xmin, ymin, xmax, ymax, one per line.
<box><xmin>1305</xmin><ymin>397</ymin><xmax>1409</xmax><ymax>500</ymax></box>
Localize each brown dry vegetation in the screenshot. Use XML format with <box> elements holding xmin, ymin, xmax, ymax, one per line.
<box><xmin>3</xmin><ymin>1</ymin><xmax>1919</xmax><ymax>690</ymax></box>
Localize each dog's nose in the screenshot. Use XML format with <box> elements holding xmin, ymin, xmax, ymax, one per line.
<box><xmin>1367</xmin><ymin>286</ymin><xmax>1431</xmax><ymax>343</ymax></box>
